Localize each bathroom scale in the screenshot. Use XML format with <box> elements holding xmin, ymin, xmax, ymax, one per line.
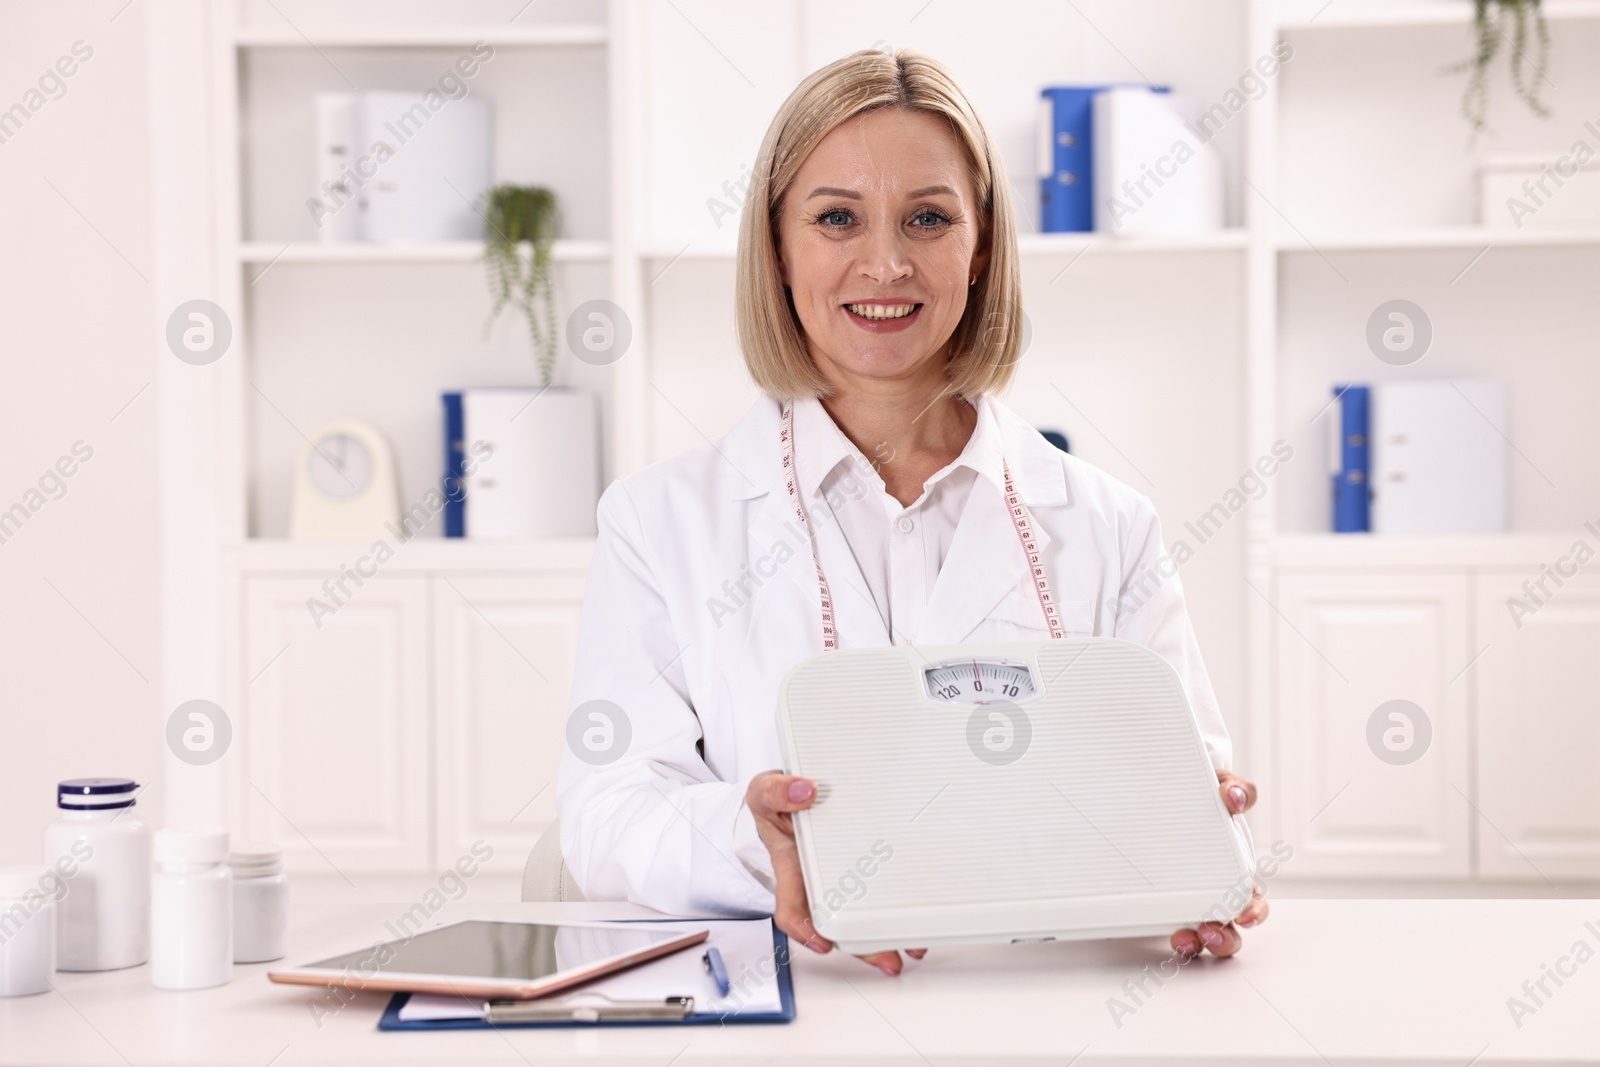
<box><xmin>776</xmin><ymin>638</ymin><xmax>1254</xmax><ymax>953</ymax></box>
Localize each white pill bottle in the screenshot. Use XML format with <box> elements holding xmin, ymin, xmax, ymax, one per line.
<box><xmin>229</xmin><ymin>843</ymin><xmax>288</xmax><ymax>963</ymax></box>
<box><xmin>0</xmin><ymin>866</ymin><xmax>56</xmax><ymax>996</ymax></box>
<box><xmin>150</xmin><ymin>827</ymin><xmax>232</xmax><ymax>990</ymax></box>
<box><xmin>42</xmin><ymin>777</ymin><xmax>150</xmax><ymax>971</ymax></box>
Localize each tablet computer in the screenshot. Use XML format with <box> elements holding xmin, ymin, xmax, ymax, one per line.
<box><xmin>268</xmin><ymin>920</ymin><xmax>710</xmax><ymax>1000</ymax></box>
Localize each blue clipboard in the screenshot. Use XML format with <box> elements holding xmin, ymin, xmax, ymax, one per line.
<box><xmin>377</xmin><ymin>922</ymin><xmax>794</xmax><ymax>1030</ymax></box>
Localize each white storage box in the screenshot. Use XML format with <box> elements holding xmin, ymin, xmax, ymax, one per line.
<box><xmin>1370</xmin><ymin>380</ymin><xmax>1508</xmax><ymax>535</ymax></box>
<box><xmin>1478</xmin><ymin>152</ymin><xmax>1600</xmax><ymax>230</ymax></box>
<box><xmin>462</xmin><ymin>388</ymin><xmax>599</xmax><ymax>539</ymax></box>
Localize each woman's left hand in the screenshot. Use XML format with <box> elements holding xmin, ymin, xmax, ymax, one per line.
<box><xmin>1169</xmin><ymin>769</ymin><xmax>1267</xmax><ymax>959</ymax></box>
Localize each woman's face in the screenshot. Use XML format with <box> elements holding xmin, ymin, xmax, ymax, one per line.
<box><xmin>775</xmin><ymin>106</ymin><xmax>988</xmax><ymax>393</ymax></box>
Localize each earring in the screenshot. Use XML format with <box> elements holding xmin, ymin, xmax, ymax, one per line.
<box><xmin>968</xmin><ymin>275</ymin><xmax>977</xmax><ymax>286</ymax></box>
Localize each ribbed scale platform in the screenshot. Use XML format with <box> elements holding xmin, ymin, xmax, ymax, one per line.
<box><xmin>778</xmin><ymin>640</ymin><xmax>1252</xmax><ymax>951</ymax></box>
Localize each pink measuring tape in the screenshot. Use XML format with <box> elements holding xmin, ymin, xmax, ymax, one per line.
<box><xmin>779</xmin><ymin>400</ymin><xmax>1064</xmax><ymax>649</ymax></box>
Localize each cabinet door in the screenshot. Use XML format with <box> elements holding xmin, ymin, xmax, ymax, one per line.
<box><xmin>1274</xmin><ymin>572</ymin><xmax>1470</xmax><ymax>877</ymax></box>
<box><xmin>242</xmin><ymin>575</ymin><xmax>431</xmax><ymax>873</ymax></box>
<box><xmin>1475</xmin><ymin>572</ymin><xmax>1600</xmax><ymax>880</ymax></box>
<box><xmin>432</xmin><ymin>573</ymin><xmax>587</xmax><ymax>875</ymax></box>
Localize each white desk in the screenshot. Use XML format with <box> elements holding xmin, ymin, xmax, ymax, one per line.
<box><xmin>2</xmin><ymin>898</ymin><xmax>1596</xmax><ymax>1065</ymax></box>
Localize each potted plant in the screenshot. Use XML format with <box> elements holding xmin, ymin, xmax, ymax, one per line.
<box><xmin>1447</xmin><ymin>0</ymin><xmax>1551</xmax><ymax>141</ymax></box>
<box><xmin>481</xmin><ymin>183</ymin><xmax>561</xmax><ymax>385</ymax></box>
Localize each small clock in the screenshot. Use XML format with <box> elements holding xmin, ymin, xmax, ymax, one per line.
<box><xmin>306</xmin><ymin>432</ymin><xmax>374</xmax><ymax>499</ymax></box>
<box><xmin>289</xmin><ymin>420</ymin><xmax>401</xmax><ymax>539</ymax></box>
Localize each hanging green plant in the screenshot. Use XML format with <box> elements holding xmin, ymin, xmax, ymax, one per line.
<box><xmin>480</xmin><ymin>184</ymin><xmax>561</xmax><ymax>387</ymax></box>
<box><xmin>1446</xmin><ymin>0</ymin><xmax>1551</xmax><ymax>142</ymax></box>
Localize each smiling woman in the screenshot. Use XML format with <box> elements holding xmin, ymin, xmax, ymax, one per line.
<box><xmin>737</xmin><ymin>55</ymin><xmax>1021</xmax><ymax>416</ymax></box>
<box><xmin>556</xmin><ymin>47</ymin><xmax>1264</xmax><ymax>978</ymax></box>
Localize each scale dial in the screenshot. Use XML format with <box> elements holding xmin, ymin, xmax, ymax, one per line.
<box><xmin>923</xmin><ymin>659</ymin><xmax>1037</xmax><ymax>704</ymax></box>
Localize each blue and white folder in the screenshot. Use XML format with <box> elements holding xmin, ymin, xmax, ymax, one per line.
<box><xmin>441</xmin><ymin>391</ymin><xmax>466</xmax><ymax>538</ymax></box>
<box><xmin>1330</xmin><ymin>384</ymin><xmax>1370</xmax><ymax>533</ymax></box>
<box><xmin>1038</xmin><ymin>84</ymin><xmax>1169</xmax><ymax>233</ymax></box>
<box><xmin>378</xmin><ymin>918</ymin><xmax>793</xmax><ymax>1030</ymax></box>
<box><xmin>440</xmin><ymin>386</ymin><xmax>600</xmax><ymax>539</ymax></box>
<box><xmin>1369</xmin><ymin>380</ymin><xmax>1508</xmax><ymax>535</ymax></box>
<box><xmin>1039</xmin><ymin>87</ymin><xmax>1100</xmax><ymax>233</ymax></box>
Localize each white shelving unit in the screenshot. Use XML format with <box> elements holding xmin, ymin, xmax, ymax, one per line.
<box><xmin>153</xmin><ymin>0</ymin><xmax>1600</xmax><ymax>882</ymax></box>
<box><xmin>152</xmin><ymin>0</ymin><xmax>645</xmax><ymax>875</ymax></box>
<box><xmin>230</xmin><ymin>24</ymin><xmax>611</xmax><ymax>47</ymax></box>
<box><xmin>1276</xmin><ymin>226</ymin><xmax>1600</xmax><ymax>250</ymax></box>
<box><xmin>1249</xmin><ymin>0</ymin><xmax>1600</xmax><ymax>882</ymax></box>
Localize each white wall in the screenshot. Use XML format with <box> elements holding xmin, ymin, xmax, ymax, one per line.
<box><xmin>0</xmin><ymin>2</ymin><xmax>160</xmax><ymax>862</ymax></box>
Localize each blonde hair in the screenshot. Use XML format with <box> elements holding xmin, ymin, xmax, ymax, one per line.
<box><xmin>735</xmin><ymin>48</ymin><xmax>1023</xmax><ymax>400</ymax></box>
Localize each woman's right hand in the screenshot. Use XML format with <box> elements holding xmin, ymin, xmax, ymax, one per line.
<box><xmin>745</xmin><ymin>770</ymin><xmax>925</xmax><ymax>976</ymax></box>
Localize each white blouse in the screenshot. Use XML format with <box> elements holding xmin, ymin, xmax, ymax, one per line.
<box><xmin>791</xmin><ymin>394</ymin><xmax>999</xmax><ymax>646</ymax></box>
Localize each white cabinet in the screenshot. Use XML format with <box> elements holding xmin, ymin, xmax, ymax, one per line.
<box><xmin>1475</xmin><ymin>572</ymin><xmax>1600</xmax><ymax>881</ymax></box>
<box><xmin>1274</xmin><ymin>572</ymin><xmax>1471</xmax><ymax>877</ymax></box>
<box><xmin>1276</xmin><ymin>561</ymin><xmax>1600</xmax><ymax>883</ymax></box>
<box><xmin>432</xmin><ymin>574</ymin><xmax>587</xmax><ymax>875</ymax></box>
<box><xmin>241</xmin><ymin>576</ymin><xmax>432</xmax><ymax>874</ymax></box>
<box><xmin>241</xmin><ymin>556</ymin><xmax>590</xmax><ymax>876</ymax></box>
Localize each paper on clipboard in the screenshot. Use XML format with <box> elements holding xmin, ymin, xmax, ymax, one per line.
<box><xmin>397</xmin><ymin>919</ymin><xmax>784</xmax><ymax>1022</ymax></box>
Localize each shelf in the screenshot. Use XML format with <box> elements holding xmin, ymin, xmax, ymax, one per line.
<box><xmin>1276</xmin><ymin>0</ymin><xmax>1600</xmax><ymax>30</ymax></box>
<box><xmin>235</xmin><ymin>537</ymin><xmax>596</xmax><ymax>574</ymax></box>
<box><xmin>1018</xmin><ymin>230</ymin><xmax>1249</xmax><ymax>254</ymax></box>
<box><xmin>638</xmin><ymin>243</ymin><xmax>741</xmax><ymax>261</ymax></box>
<box><xmin>236</xmin><ymin>239</ymin><xmax>610</xmax><ymax>264</ymax></box>
<box><xmin>1273</xmin><ymin>533</ymin><xmax>1579</xmax><ymax>569</ymax></box>
<box><xmin>232</xmin><ymin>24</ymin><xmax>609</xmax><ymax>48</ymax></box>
<box><xmin>1276</xmin><ymin>226</ymin><xmax>1600</xmax><ymax>251</ymax></box>
<box><xmin>638</xmin><ymin>230</ymin><xmax>1249</xmax><ymax>260</ymax></box>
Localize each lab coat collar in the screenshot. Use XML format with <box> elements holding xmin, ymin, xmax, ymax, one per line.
<box><xmin>789</xmin><ymin>395</ymin><xmax>876</xmax><ymax>503</ymax></box>
<box><xmin>986</xmin><ymin>396</ymin><xmax>1072</xmax><ymax>509</ymax></box>
<box><xmin>723</xmin><ymin>398</ymin><xmax>783</xmax><ymax>500</ymax></box>
<box><xmin>720</xmin><ymin>393</ymin><xmax>1072</xmax><ymax>646</ymax></box>
<box><xmin>732</xmin><ymin>397</ymin><xmax>892</xmax><ymax>651</ymax></box>
<box><xmin>923</xmin><ymin>396</ymin><xmax>1074</xmax><ymax>641</ymax></box>
<box><xmin>721</xmin><ymin>393</ymin><xmax>1071</xmax><ymax>510</ymax></box>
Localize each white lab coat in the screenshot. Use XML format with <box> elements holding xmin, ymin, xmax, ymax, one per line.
<box><xmin>557</xmin><ymin>393</ymin><xmax>1236</xmax><ymax>917</ymax></box>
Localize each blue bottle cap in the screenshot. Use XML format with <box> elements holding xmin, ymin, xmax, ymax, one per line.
<box><xmin>57</xmin><ymin>778</ymin><xmax>140</xmax><ymax>810</ymax></box>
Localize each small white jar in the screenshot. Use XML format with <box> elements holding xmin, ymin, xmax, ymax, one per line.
<box><xmin>0</xmin><ymin>866</ymin><xmax>57</xmax><ymax>996</ymax></box>
<box><xmin>150</xmin><ymin>827</ymin><xmax>232</xmax><ymax>990</ymax></box>
<box><xmin>43</xmin><ymin>777</ymin><xmax>150</xmax><ymax>971</ymax></box>
<box><xmin>229</xmin><ymin>843</ymin><xmax>287</xmax><ymax>963</ymax></box>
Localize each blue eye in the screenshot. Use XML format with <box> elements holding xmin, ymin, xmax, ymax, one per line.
<box><xmin>812</xmin><ymin>208</ymin><xmax>952</xmax><ymax>231</ymax></box>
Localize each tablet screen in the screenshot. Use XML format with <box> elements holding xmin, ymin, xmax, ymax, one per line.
<box><xmin>303</xmin><ymin>921</ymin><xmax>690</xmax><ymax>982</ymax></box>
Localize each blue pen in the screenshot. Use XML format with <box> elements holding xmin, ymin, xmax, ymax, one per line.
<box><xmin>702</xmin><ymin>946</ymin><xmax>731</xmax><ymax>996</ymax></box>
